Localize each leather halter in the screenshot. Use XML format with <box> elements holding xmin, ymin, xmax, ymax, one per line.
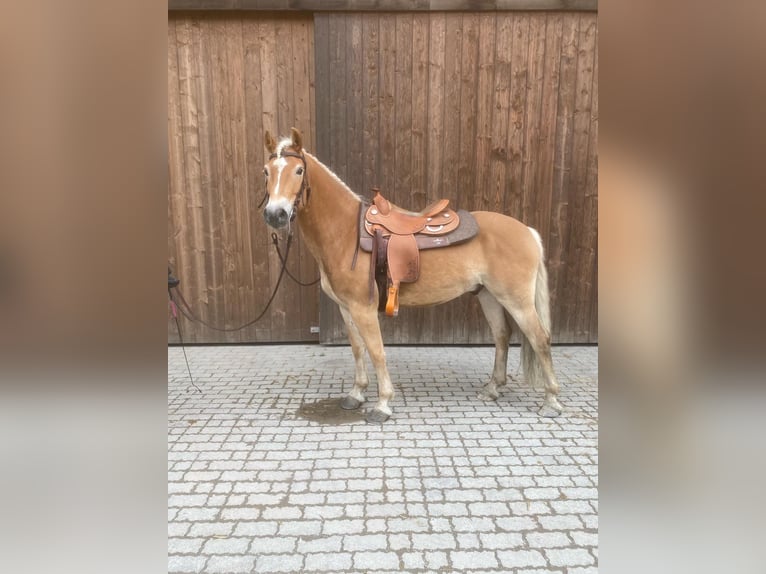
<box><xmin>264</xmin><ymin>150</ymin><xmax>312</xmax><ymax>221</ymax></box>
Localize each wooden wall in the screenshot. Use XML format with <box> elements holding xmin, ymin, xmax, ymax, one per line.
<box><xmin>168</xmin><ymin>13</ymin><xmax>319</xmax><ymax>343</ymax></box>
<box><xmin>316</xmin><ymin>11</ymin><xmax>598</xmax><ymax>344</ymax></box>
<box><xmin>167</xmin><ymin>9</ymin><xmax>598</xmax><ymax>345</ymax></box>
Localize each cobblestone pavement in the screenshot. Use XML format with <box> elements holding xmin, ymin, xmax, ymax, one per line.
<box><xmin>169</xmin><ymin>345</ymin><xmax>598</xmax><ymax>573</ymax></box>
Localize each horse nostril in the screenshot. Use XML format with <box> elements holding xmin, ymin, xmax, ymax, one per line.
<box><xmin>264</xmin><ymin>206</ymin><xmax>289</xmax><ymax>228</ymax></box>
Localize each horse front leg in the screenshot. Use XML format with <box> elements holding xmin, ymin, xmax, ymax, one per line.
<box><xmin>338</xmin><ymin>306</ymin><xmax>370</xmax><ymax>410</ymax></box>
<box><xmin>347</xmin><ymin>304</ymin><xmax>395</xmax><ymax>423</ymax></box>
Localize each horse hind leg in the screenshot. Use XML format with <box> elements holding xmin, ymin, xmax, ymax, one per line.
<box><xmin>476</xmin><ymin>289</ymin><xmax>512</xmax><ymax>402</ymax></box>
<box><xmin>491</xmin><ymin>294</ymin><xmax>563</xmax><ymax>417</ymax></box>
<box><xmin>338</xmin><ymin>306</ymin><xmax>369</xmax><ymax>410</ymax></box>
<box><xmin>513</xmin><ymin>305</ymin><xmax>563</xmax><ymax>417</ymax></box>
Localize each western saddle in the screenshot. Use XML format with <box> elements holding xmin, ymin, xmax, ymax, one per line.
<box><xmin>357</xmin><ymin>188</ymin><xmax>479</xmax><ymax>316</ymax></box>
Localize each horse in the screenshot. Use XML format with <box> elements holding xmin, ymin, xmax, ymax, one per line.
<box><xmin>261</xmin><ymin>128</ymin><xmax>563</xmax><ymax>423</ymax></box>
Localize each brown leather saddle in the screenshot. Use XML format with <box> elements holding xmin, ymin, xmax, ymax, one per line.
<box><xmin>358</xmin><ymin>188</ymin><xmax>479</xmax><ymax>316</ymax></box>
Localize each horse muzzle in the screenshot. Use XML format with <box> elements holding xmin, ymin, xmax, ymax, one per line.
<box><xmin>263</xmin><ymin>205</ymin><xmax>290</xmax><ymax>228</ymax></box>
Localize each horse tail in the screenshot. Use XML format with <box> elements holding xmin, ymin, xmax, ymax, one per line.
<box><xmin>522</xmin><ymin>227</ymin><xmax>551</xmax><ymax>392</ymax></box>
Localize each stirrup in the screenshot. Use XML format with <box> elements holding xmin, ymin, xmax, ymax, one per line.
<box><xmin>385</xmin><ymin>286</ymin><xmax>399</xmax><ymax>317</ymax></box>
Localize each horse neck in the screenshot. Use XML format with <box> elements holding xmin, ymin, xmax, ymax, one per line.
<box><xmin>297</xmin><ymin>153</ymin><xmax>361</xmax><ymax>264</ymax></box>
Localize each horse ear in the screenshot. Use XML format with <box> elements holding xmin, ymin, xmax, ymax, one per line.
<box><xmin>290</xmin><ymin>127</ymin><xmax>303</xmax><ymax>152</ymax></box>
<box><xmin>264</xmin><ymin>131</ymin><xmax>276</xmax><ymax>154</ymax></box>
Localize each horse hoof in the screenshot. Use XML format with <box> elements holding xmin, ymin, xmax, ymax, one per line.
<box><xmin>477</xmin><ymin>390</ymin><xmax>498</xmax><ymax>402</ymax></box>
<box><xmin>340</xmin><ymin>396</ymin><xmax>363</xmax><ymax>410</ymax></box>
<box><xmin>365</xmin><ymin>409</ymin><xmax>390</xmax><ymax>424</ymax></box>
<box><xmin>538</xmin><ymin>403</ymin><xmax>563</xmax><ymax>418</ymax></box>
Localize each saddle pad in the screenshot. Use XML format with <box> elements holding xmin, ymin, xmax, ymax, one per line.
<box><xmin>359</xmin><ymin>209</ymin><xmax>479</xmax><ymax>253</ymax></box>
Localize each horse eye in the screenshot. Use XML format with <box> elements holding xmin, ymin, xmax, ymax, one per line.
<box><xmin>263</xmin><ymin>169</ymin><xmax>268</xmax><ymax>178</ymax></box>
<box><xmin>296</xmin><ymin>167</ymin><xmax>304</xmax><ymax>175</ymax></box>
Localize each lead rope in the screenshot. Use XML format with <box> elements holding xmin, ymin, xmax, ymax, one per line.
<box><xmin>168</xmin><ymin>285</ymin><xmax>202</xmax><ymax>394</ymax></box>
<box><xmin>169</xmin><ymin>232</ymin><xmax>297</xmax><ymax>333</ymax></box>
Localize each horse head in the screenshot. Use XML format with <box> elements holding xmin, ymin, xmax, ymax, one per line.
<box><xmin>262</xmin><ymin>127</ymin><xmax>309</xmax><ymax>229</ymax></box>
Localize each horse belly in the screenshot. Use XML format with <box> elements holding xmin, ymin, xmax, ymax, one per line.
<box><xmin>397</xmin><ymin>241</ymin><xmax>485</xmax><ymax>307</ymax></box>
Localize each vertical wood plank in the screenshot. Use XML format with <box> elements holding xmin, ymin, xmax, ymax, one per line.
<box><xmin>442</xmin><ymin>14</ymin><xmax>462</xmax><ymax>205</ymax></box>
<box><xmin>457</xmin><ymin>13</ymin><xmax>479</xmax><ymax>210</ymax></box>
<box><xmin>379</xmin><ymin>14</ymin><xmax>397</xmax><ymax>204</ymax></box>
<box><xmin>329</xmin><ymin>14</ymin><xmax>348</xmax><ymax>180</ymax></box>
<box><xmin>394</xmin><ymin>14</ymin><xmax>413</xmax><ymax>201</ymax></box>
<box><xmin>314</xmin><ymin>14</ymin><xmax>331</xmax><ymax>162</ymax></box>
<box><xmin>168</xmin><ymin>19</ymin><xmax>186</xmax><ymax>343</ymax></box>
<box><xmin>519</xmin><ymin>13</ymin><xmax>546</xmax><ymax>230</ymax></box>
<box><xmin>548</xmin><ymin>14</ymin><xmax>579</xmax><ymax>342</ymax></box>
<box><xmin>426</xmin><ymin>14</ymin><xmax>446</xmax><ymax>202</ymax></box>
<box><xmin>180</xmin><ymin>17</ymin><xmax>210</xmax><ymax>342</ymax></box>
<box><xmin>587</xmin><ymin>21</ymin><xmax>599</xmax><ymax>342</ymax></box>
<box><xmin>506</xmin><ymin>15</ymin><xmax>529</xmax><ymax>220</ymax></box>
<box><xmin>535</xmin><ymin>13</ymin><xmax>563</xmax><ymax>250</ymax></box>
<box><xmin>570</xmin><ymin>14</ymin><xmax>597</xmax><ymax>341</ymax></box>
<box><xmin>346</xmin><ymin>14</ymin><xmax>365</xmax><ymax>193</ymax></box>
<box><xmin>314</xmin><ymin>13</ymin><xmax>342</xmax><ymax>344</ymax></box>
<box><xmin>489</xmin><ymin>14</ymin><xmax>512</xmax><ymax>216</ymax></box>
<box><xmin>393</xmin><ymin>14</ymin><xmax>414</xmax><ymax>343</ymax></box>
<box><xmin>423</xmin><ymin>13</ymin><xmax>446</xmax><ymax>344</ymax></box>
<box><xmin>411</xmin><ymin>13</ymin><xmax>430</xmax><ymax>208</ymax></box>
<box><xmin>362</xmin><ymin>13</ymin><xmax>380</xmax><ymax>198</ymax></box>
<box><xmin>225</xmin><ymin>18</ymin><xmax>251</xmax><ymax>342</ymax></box>
<box><xmin>456</xmin><ymin>13</ymin><xmax>480</xmax><ymax>343</ymax></box>
<box><xmin>292</xmin><ymin>16</ymin><xmax>319</xmax><ymax>339</ymax></box>
<box><xmin>197</xmin><ymin>17</ymin><xmax>226</xmax><ymax>338</ymax></box>
<box><xmin>473</xmin><ymin>13</ymin><xmax>496</xmax><ymax>212</ymax></box>
<box><xmin>242</xmin><ymin>17</ymin><xmax>271</xmax><ymax>341</ymax></box>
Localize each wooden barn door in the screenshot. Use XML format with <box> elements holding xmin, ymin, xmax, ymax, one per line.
<box><xmin>314</xmin><ymin>11</ymin><xmax>598</xmax><ymax>344</ymax></box>
<box><xmin>168</xmin><ymin>12</ymin><xmax>320</xmax><ymax>343</ymax></box>
<box><xmin>167</xmin><ymin>8</ymin><xmax>597</xmax><ymax>345</ymax></box>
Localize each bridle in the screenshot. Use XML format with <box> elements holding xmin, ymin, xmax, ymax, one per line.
<box><xmin>258</xmin><ymin>150</ymin><xmax>312</xmax><ymax>221</ymax></box>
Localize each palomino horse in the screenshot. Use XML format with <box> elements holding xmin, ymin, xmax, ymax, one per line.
<box><xmin>261</xmin><ymin>128</ymin><xmax>563</xmax><ymax>423</ymax></box>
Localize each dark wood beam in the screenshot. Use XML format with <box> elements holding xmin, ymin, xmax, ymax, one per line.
<box><xmin>168</xmin><ymin>0</ymin><xmax>597</xmax><ymax>12</ymax></box>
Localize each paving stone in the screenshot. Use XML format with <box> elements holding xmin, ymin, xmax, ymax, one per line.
<box><xmin>169</xmin><ymin>345</ymin><xmax>598</xmax><ymax>574</ymax></box>
<box><xmin>468</xmin><ymin>502</ymin><xmax>510</xmax><ymax>516</ymax></box>
<box><xmin>497</xmin><ymin>549</ymin><xmax>547</xmax><ymax>569</ymax></box>
<box><xmin>527</xmin><ymin>531</ymin><xmax>572</xmax><ymax>548</ymax></box>
<box><xmin>545</xmin><ymin>548</ymin><xmax>595</xmax><ymax>567</ymax></box>
<box><xmin>353</xmin><ymin>551</ymin><xmax>400</xmax><ymax>571</ymax></box>
<box><xmin>343</xmin><ymin>534</ymin><xmax>388</xmax><ymax>551</ymax></box>
<box><xmin>322</xmin><ymin>519</ymin><xmax>366</xmax><ymax>535</ymax></box>
<box><xmin>251</xmin><ymin>536</ymin><xmax>297</xmax><ymax>554</ymax></box>
<box><xmin>479</xmin><ymin>532</ymin><xmax>524</xmax><ymax>549</ymax></box>
<box><xmin>412</xmin><ymin>532</ymin><xmax>457</xmax><ymax>550</ymax></box>
<box><xmin>167</xmin><ymin>555</ymin><xmax>207</xmax><ymax>573</ymax></box>
<box><xmin>168</xmin><ymin>538</ymin><xmax>204</xmax><ymax>554</ymax></box>
<box><xmin>571</xmin><ymin>530</ymin><xmax>598</xmax><ymax>546</ymax></box>
<box><xmin>204</xmin><ymin>555</ymin><xmax>255</xmax><ymax>573</ymax></box>
<box><xmin>451</xmin><ymin>551</ymin><xmax>498</xmax><ymax>569</ymax></box>
<box><xmin>304</xmin><ymin>552</ymin><xmax>353</xmax><ymax>571</ymax></box>
<box><xmin>539</xmin><ymin>514</ymin><xmax>584</xmax><ymax>530</ymax></box>
<box><xmin>233</xmin><ymin>521</ymin><xmax>278</xmax><ymax>536</ymax></box>
<box><xmin>388</xmin><ymin>517</ymin><xmax>430</xmax><ymax>532</ymax></box>
<box><xmin>402</xmin><ymin>551</ymin><xmax>425</xmax><ymax>570</ymax></box>
<box><xmin>201</xmin><ymin>537</ymin><xmax>250</xmax><ymax>554</ymax></box>
<box><xmin>254</xmin><ymin>554</ymin><xmax>304</xmax><ymax>573</ymax></box>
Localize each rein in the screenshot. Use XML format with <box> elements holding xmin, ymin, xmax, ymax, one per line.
<box><xmin>169</xmin><ymin>230</ymin><xmax>317</xmax><ymax>333</ymax></box>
